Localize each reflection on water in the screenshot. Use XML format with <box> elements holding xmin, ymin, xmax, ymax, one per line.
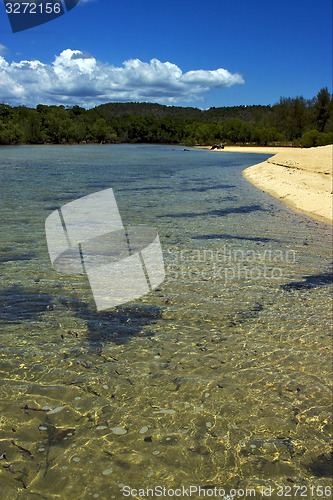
<box><xmin>0</xmin><ymin>145</ymin><xmax>332</xmax><ymax>499</ymax></box>
<box><xmin>192</xmin><ymin>234</ymin><xmax>279</xmax><ymax>242</ymax></box>
<box><xmin>157</xmin><ymin>204</ymin><xmax>268</xmax><ymax>218</ymax></box>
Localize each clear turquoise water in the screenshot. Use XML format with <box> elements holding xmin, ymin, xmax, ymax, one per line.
<box><xmin>0</xmin><ymin>144</ymin><xmax>332</xmax><ymax>499</ymax></box>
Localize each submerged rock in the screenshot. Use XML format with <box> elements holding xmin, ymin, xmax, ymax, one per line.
<box><xmin>110</xmin><ymin>426</ymin><xmax>127</xmax><ymax>435</ymax></box>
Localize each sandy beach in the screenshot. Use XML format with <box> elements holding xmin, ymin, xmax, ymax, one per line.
<box><xmin>198</xmin><ymin>145</ymin><xmax>333</xmax><ymax>225</ymax></box>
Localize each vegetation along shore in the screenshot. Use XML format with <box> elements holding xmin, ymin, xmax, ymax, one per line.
<box><xmin>0</xmin><ymin>88</ymin><xmax>332</xmax><ymax>147</ymax></box>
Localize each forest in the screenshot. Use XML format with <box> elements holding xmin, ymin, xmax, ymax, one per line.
<box><xmin>0</xmin><ymin>88</ymin><xmax>332</xmax><ymax>147</ymax></box>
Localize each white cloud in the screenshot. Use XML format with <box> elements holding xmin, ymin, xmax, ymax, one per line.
<box><xmin>0</xmin><ymin>44</ymin><xmax>7</xmax><ymax>56</ymax></box>
<box><xmin>0</xmin><ymin>49</ymin><xmax>244</xmax><ymax>108</ymax></box>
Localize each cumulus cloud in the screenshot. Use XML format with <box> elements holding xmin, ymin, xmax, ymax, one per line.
<box><xmin>0</xmin><ymin>49</ymin><xmax>244</xmax><ymax>108</ymax></box>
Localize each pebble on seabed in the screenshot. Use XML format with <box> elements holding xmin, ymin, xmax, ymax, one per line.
<box><xmin>111</xmin><ymin>426</ymin><xmax>127</xmax><ymax>435</ymax></box>
<box><xmin>47</xmin><ymin>406</ymin><xmax>64</xmax><ymax>415</ymax></box>
<box><xmin>152</xmin><ymin>409</ymin><xmax>175</xmax><ymax>415</ymax></box>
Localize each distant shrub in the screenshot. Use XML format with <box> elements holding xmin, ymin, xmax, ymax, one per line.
<box><xmin>297</xmin><ymin>129</ymin><xmax>333</xmax><ymax>147</ymax></box>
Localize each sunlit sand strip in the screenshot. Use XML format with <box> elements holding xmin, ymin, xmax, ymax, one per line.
<box><xmin>197</xmin><ymin>145</ymin><xmax>332</xmax><ymax>224</ymax></box>
<box><xmin>242</xmin><ymin>145</ymin><xmax>332</xmax><ymax>225</ymax></box>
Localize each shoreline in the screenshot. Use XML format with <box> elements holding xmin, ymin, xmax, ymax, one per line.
<box><xmin>197</xmin><ymin>145</ymin><xmax>333</xmax><ymax>225</ymax></box>
<box><xmin>2</xmin><ymin>142</ymin><xmax>332</xmax><ymax>225</ymax></box>
<box><xmin>195</xmin><ymin>145</ymin><xmax>295</xmax><ymax>154</ymax></box>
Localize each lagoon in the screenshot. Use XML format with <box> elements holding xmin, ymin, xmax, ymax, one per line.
<box><xmin>0</xmin><ymin>144</ymin><xmax>332</xmax><ymax>498</ymax></box>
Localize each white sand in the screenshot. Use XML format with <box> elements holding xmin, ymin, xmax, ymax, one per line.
<box><xmin>242</xmin><ymin>145</ymin><xmax>332</xmax><ymax>224</ymax></box>
<box><xmin>197</xmin><ymin>145</ymin><xmax>333</xmax><ymax>224</ymax></box>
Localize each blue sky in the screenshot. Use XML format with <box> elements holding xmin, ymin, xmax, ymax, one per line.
<box><xmin>0</xmin><ymin>0</ymin><xmax>332</xmax><ymax>109</ymax></box>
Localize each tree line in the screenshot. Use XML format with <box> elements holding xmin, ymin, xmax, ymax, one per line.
<box><xmin>0</xmin><ymin>88</ymin><xmax>332</xmax><ymax>147</ymax></box>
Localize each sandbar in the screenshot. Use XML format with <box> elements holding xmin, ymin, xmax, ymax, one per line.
<box><xmin>197</xmin><ymin>145</ymin><xmax>333</xmax><ymax>225</ymax></box>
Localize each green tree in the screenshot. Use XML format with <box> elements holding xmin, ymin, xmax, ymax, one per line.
<box><xmin>298</xmin><ymin>129</ymin><xmax>333</xmax><ymax>147</ymax></box>
<box><xmin>272</xmin><ymin>96</ymin><xmax>310</xmax><ymax>140</ymax></box>
<box><xmin>313</xmin><ymin>87</ymin><xmax>331</xmax><ymax>132</ymax></box>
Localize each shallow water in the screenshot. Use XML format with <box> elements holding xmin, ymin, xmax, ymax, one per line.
<box><xmin>0</xmin><ymin>144</ymin><xmax>332</xmax><ymax>499</ymax></box>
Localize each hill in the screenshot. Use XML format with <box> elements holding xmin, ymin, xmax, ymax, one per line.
<box><xmin>94</xmin><ymin>102</ymin><xmax>271</xmax><ymax>124</ymax></box>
